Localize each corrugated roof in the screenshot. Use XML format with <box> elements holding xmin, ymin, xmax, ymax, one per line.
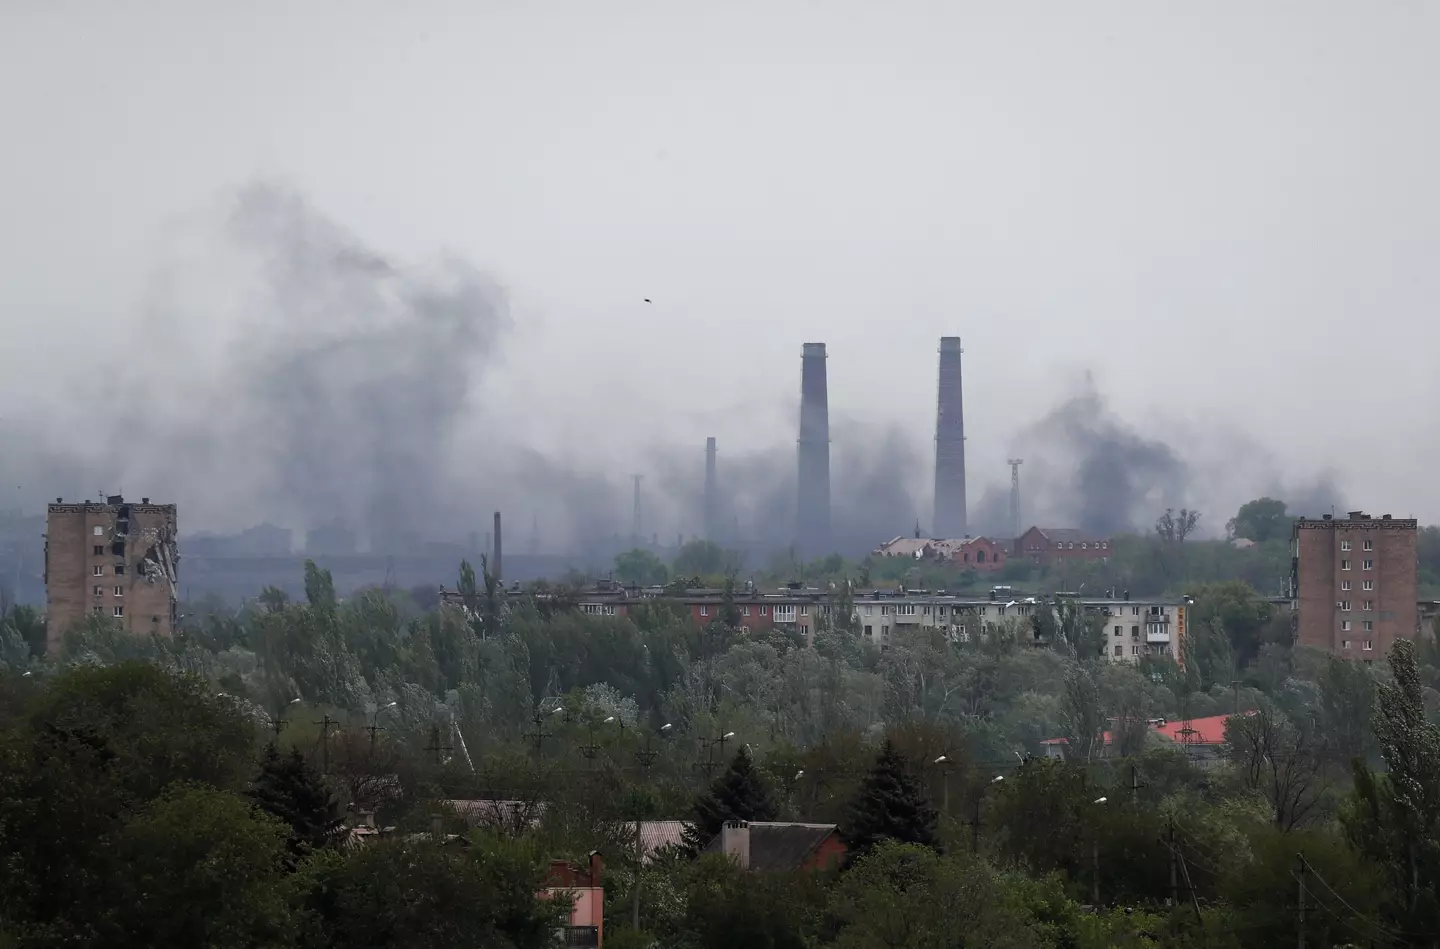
<box><xmin>1040</xmin><ymin>711</ymin><xmax>1253</xmax><ymax>749</ymax></box>
<box><xmin>701</xmin><ymin>822</ymin><xmax>839</xmax><ymax>872</ymax></box>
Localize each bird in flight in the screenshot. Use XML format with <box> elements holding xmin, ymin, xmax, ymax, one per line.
<box><xmin>643</xmin><ymin>298</ymin><xmax>652</xmax><ymax>303</ymax></box>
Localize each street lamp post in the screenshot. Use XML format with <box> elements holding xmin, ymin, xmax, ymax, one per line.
<box><xmin>1091</xmin><ymin>796</ymin><xmax>1108</xmax><ymax>906</ymax></box>
<box><xmin>970</xmin><ymin>775</ymin><xmax>1004</xmax><ymax>854</ymax></box>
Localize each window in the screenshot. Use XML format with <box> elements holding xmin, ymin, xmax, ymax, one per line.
<box><xmin>1114</xmin><ymin>626</ymin><xmax>1123</xmax><ymax>638</ymax></box>
<box><xmin>1363</xmin><ymin>620</ymin><xmax>1374</xmax><ymax>631</ymax></box>
<box><xmin>112</xmin><ymin>606</ymin><xmax>123</xmax><ymax>617</ymax></box>
<box><xmin>1342</xmin><ymin>639</ymin><xmax>1351</xmax><ymax>649</ymax></box>
<box><xmin>699</xmin><ymin>605</ymin><xmax>708</xmax><ymax>617</ymax></box>
<box><xmin>865</xmin><ymin>605</ymin><xmax>874</xmax><ymax>615</ymax></box>
<box><xmin>922</xmin><ymin>605</ymin><xmax>931</xmax><ymax>615</ymax></box>
<box><xmin>799</xmin><ymin>605</ymin><xmax>809</xmax><ymax>615</ymax></box>
<box><xmin>742</xmin><ymin>606</ymin><xmax>750</xmax><ymax>617</ymax></box>
<box><xmin>1363</xmin><ymin>540</ymin><xmax>1373</xmax><ymax>551</ymax></box>
<box><xmin>1342</xmin><ymin>620</ymin><xmax>1352</xmax><ymax>631</ymax></box>
<box><xmin>93</xmin><ymin>606</ymin><xmax>103</xmax><ymax>614</ymax></box>
<box><xmin>898</xmin><ymin>604</ymin><xmax>915</xmax><ymax>615</ymax></box>
<box><xmin>114</xmin><ymin>586</ymin><xmax>124</xmax><ymax>597</ymax></box>
<box><xmin>881</xmin><ymin>626</ymin><xmax>890</xmax><ymax>638</ymax></box>
<box><xmin>1341</xmin><ymin>580</ymin><xmax>1351</xmax><ymax>591</ymax></box>
<box><xmin>604</xmin><ymin>605</ymin><xmax>616</xmax><ymax>616</ymax></box>
<box><xmin>1340</xmin><ymin>600</ymin><xmax>1352</xmax><ymax>611</ymax></box>
<box><xmin>1113</xmin><ymin>644</ymin><xmax>1123</xmax><ymax>656</ymax></box>
<box><xmin>92</xmin><ymin>585</ymin><xmax>103</xmax><ymax>596</ymax></box>
<box><xmin>1363</xmin><ymin>580</ymin><xmax>1374</xmax><ymax>591</ymax></box>
<box><xmin>93</xmin><ymin>545</ymin><xmax>104</xmax><ymax>556</ymax></box>
<box><xmin>1341</xmin><ymin>560</ymin><xmax>1351</xmax><ymax>570</ymax></box>
<box><xmin>1132</xmin><ymin>625</ymin><xmax>1140</xmax><ymax>638</ymax></box>
<box><xmin>1131</xmin><ymin>606</ymin><xmax>1140</xmax><ymax>616</ymax></box>
<box><xmin>1131</xmin><ymin>645</ymin><xmax>1139</xmax><ymax>655</ymax></box>
<box><xmin>93</xmin><ymin>526</ymin><xmax>103</xmax><ymax>536</ymax></box>
<box><xmin>937</xmin><ymin>606</ymin><xmax>947</xmax><ymax>617</ymax></box>
<box><xmin>93</xmin><ymin>565</ymin><xmax>103</xmax><ymax>577</ymax></box>
<box><xmin>1340</xmin><ymin>540</ymin><xmax>1351</xmax><ymax>551</ymax></box>
<box><xmin>582</xmin><ymin>603</ymin><xmax>600</xmax><ymax>614</ymax></box>
<box><xmin>1362</xmin><ymin>600</ymin><xmax>1373</xmax><ymax>611</ymax></box>
<box><xmin>880</xmin><ymin>605</ymin><xmax>891</xmax><ymax>615</ymax></box>
<box><xmin>1363</xmin><ymin>559</ymin><xmax>1373</xmax><ymax>570</ymax></box>
<box><xmin>864</xmin><ymin>625</ymin><xmax>873</xmax><ymax>636</ymax></box>
<box><xmin>114</xmin><ymin>565</ymin><xmax>125</xmax><ymax>575</ymax></box>
<box><xmin>760</xmin><ymin>605</ymin><xmax>767</xmax><ymax>616</ymax></box>
<box><xmin>1363</xmin><ymin>640</ymin><xmax>1374</xmax><ymax>651</ymax></box>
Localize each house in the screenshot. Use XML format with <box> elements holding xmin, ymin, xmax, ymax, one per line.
<box><xmin>1040</xmin><ymin>712</ymin><xmax>1250</xmax><ymax>767</ymax></box>
<box><xmin>703</xmin><ymin>820</ymin><xmax>846</xmax><ymax>872</ymax></box>
<box><xmin>875</xmin><ymin>537</ymin><xmax>937</xmax><ymax>559</ymax></box>
<box><xmin>542</xmin><ymin>852</ymin><xmax>604</xmax><ymax>949</ymax></box>
<box><xmin>931</xmin><ymin>537</ymin><xmax>1008</xmax><ymax>571</ymax></box>
<box><xmin>1014</xmin><ymin>527</ymin><xmax>1111</xmax><ymax>566</ymax></box>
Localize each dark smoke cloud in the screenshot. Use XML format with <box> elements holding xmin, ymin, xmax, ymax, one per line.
<box><xmin>969</xmin><ymin>377</ymin><xmax>1347</xmax><ymax>539</ymax></box>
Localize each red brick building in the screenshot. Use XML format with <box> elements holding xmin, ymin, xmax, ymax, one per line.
<box><xmin>932</xmin><ymin>536</ymin><xmax>1008</xmax><ymax>571</ymax></box>
<box><xmin>1292</xmin><ymin>511</ymin><xmax>1418</xmax><ymax>660</ymax></box>
<box><xmin>1014</xmin><ymin>527</ymin><xmax>1111</xmax><ymax>566</ymax></box>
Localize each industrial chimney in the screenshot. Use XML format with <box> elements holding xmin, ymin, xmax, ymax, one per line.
<box><xmin>492</xmin><ymin>511</ymin><xmax>503</xmax><ymax>582</ymax></box>
<box><xmin>797</xmin><ymin>342</ymin><xmax>832</xmax><ymax>556</ymax></box>
<box><xmin>933</xmin><ymin>337</ymin><xmax>967</xmax><ymax>538</ymax></box>
<box><xmin>704</xmin><ymin>437</ymin><xmax>719</xmax><ymax>542</ymax></box>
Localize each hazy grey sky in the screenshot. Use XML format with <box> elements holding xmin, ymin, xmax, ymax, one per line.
<box><xmin>2</xmin><ymin>2</ymin><xmax>1437</xmax><ymax>538</ymax></box>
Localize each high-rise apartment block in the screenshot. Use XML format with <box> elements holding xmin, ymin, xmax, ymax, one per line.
<box><xmin>1291</xmin><ymin>511</ymin><xmax>1417</xmax><ymax>661</ymax></box>
<box><xmin>44</xmin><ymin>496</ymin><xmax>179</xmax><ymax>651</ymax></box>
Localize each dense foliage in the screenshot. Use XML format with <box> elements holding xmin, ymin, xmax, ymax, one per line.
<box><xmin>3</xmin><ymin>498</ymin><xmax>1440</xmax><ymax>947</ymax></box>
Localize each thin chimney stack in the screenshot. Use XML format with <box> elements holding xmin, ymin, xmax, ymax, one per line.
<box><xmin>796</xmin><ymin>342</ymin><xmax>832</xmax><ymax>556</ymax></box>
<box><xmin>492</xmin><ymin>511</ymin><xmax>503</xmax><ymax>582</ymax></box>
<box><xmin>704</xmin><ymin>437</ymin><xmax>719</xmax><ymax>542</ymax></box>
<box><xmin>933</xmin><ymin>336</ymin><xmax>968</xmax><ymax>538</ymax></box>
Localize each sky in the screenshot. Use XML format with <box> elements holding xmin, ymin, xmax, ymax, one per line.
<box><xmin>1</xmin><ymin>2</ymin><xmax>1436</xmax><ymax>550</ymax></box>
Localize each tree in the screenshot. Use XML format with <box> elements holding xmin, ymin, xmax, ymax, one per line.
<box><xmin>1226</xmin><ymin>497</ymin><xmax>1291</xmax><ymax>544</ymax></box>
<box><xmin>1341</xmin><ymin>639</ymin><xmax>1440</xmax><ymax>934</ymax></box>
<box><xmin>682</xmin><ymin>748</ymin><xmax>779</xmax><ymax>853</ymax></box>
<box><xmin>304</xmin><ymin>560</ymin><xmax>336</xmax><ymax>611</ymax></box>
<box><xmin>248</xmin><ymin>744</ymin><xmax>344</xmax><ymax>868</ymax></box>
<box><xmin>827</xmin><ymin>842</ymin><xmax>1043</xmax><ymax>949</ymax></box>
<box><xmin>292</xmin><ymin>832</ymin><xmax>568</xmax><ymax>949</ymax></box>
<box><xmin>1224</xmin><ymin>703</ymin><xmax>1328</xmax><ymax>831</ymax></box>
<box><xmin>1155</xmin><ymin>508</ymin><xmax>1201</xmax><ymax>544</ymax></box>
<box><xmin>842</xmin><ymin>740</ymin><xmax>940</xmax><ymax>862</ymax></box>
<box><xmin>615</xmin><ymin>549</ymin><xmax>670</xmax><ymax>587</ymax></box>
<box><xmin>674</xmin><ymin>540</ymin><xmax>734</xmax><ymax>579</ymax></box>
<box><xmin>1060</xmin><ymin>664</ymin><xmax>1107</xmax><ymax>762</ymax></box>
<box><xmin>100</xmin><ymin>785</ymin><xmax>292</xmax><ymax>949</ymax></box>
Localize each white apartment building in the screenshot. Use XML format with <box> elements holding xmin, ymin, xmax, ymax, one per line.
<box><xmin>849</xmin><ymin>593</ymin><xmax>1187</xmax><ymax>665</ymax></box>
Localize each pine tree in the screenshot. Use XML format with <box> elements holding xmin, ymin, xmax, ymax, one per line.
<box><xmin>682</xmin><ymin>747</ymin><xmax>779</xmax><ymax>854</ymax></box>
<box><xmin>842</xmin><ymin>739</ymin><xmax>940</xmax><ymax>863</ymax></box>
<box><xmin>248</xmin><ymin>743</ymin><xmax>344</xmax><ymax>867</ymax></box>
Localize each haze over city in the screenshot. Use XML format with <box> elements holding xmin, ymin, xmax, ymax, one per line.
<box><xmin>3</xmin><ymin>2</ymin><xmax>1437</xmax><ymax>553</ymax></box>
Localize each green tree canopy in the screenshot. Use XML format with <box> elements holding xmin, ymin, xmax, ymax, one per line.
<box><xmin>615</xmin><ymin>548</ymin><xmax>670</xmax><ymax>587</ymax></box>
<box><xmin>248</xmin><ymin>743</ymin><xmax>345</xmax><ymax>868</ymax></box>
<box><xmin>1226</xmin><ymin>497</ymin><xmax>1291</xmax><ymax>544</ymax></box>
<box><xmin>842</xmin><ymin>740</ymin><xmax>939</xmax><ymax>863</ymax></box>
<box><xmin>682</xmin><ymin>747</ymin><xmax>779</xmax><ymax>853</ymax></box>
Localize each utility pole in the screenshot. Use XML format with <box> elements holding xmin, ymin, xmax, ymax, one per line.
<box><xmin>1130</xmin><ymin>763</ymin><xmax>1142</xmax><ymax>803</ymax></box>
<box><xmin>366</xmin><ymin>722</ymin><xmax>384</xmax><ymax>757</ymax></box>
<box><xmin>527</xmin><ymin>710</ymin><xmax>553</xmax><ymax>756</ymax></box>
<box><xmin>1168</xmin><ymin>818</ymin><xmax>1178</xmax><ymax>908</ymax></box>
<box><xmin>1007</xmin><ymin>459</ymin><xmax>1024</xmax><ymax>540</ymax></box>
<box><xmin>1092</xmin><ymin>836</ymin><xmax>1100</xmax><ymax>907</ymax></box>
<box><xmin>1296</xmin><ymin>853</ymin><xmax>1306</xmax><ymax>949</ymax></box>
<box><xmin>314</xmin><ymin>715</ymin><xmax>337</xmax><ymax>774</ymax></box>
<box><xmin>424</xmin><ymin>725</ymin><xmax>451</xmax><ymax>767</ymax></box>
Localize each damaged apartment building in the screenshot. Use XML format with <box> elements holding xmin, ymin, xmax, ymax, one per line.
<box><xmin>44</xmin><ymin>496</ymin><xmax>179</xmax><ymax>651</ymax></box>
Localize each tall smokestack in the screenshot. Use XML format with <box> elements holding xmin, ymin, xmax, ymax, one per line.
<box><xmin>933</xmin><ymin>337</ymin><xmax>967</xmax><ymax>538</ymax></box>
<box><xmin>492</xmin><ymin>511</ymin><xmax>503</xmax><ymax>582</ymax></box>
<box><xmin>797</xmin><ymin>342</ymin><xmax>831</xmax><ymax>555</ymax></box>
<box><xmin>704</xmin><ymin>437</ymin><xmax>719</xmax><ymax>542</ymax></box>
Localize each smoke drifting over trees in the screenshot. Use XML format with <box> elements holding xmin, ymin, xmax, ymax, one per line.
<box><xmin>0</xmin><ymin>184</ymin><xmax>1343</xmax><ymax>560</ymax></box>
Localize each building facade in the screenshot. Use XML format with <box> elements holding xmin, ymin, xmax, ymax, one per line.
<box><xmin>1291</xmin><ymin>511</ymin><xmax>1418</xmax><ymax>660</ymax></box>
<box><xmin>1014</xmin><ymin>527</ymin><xmax>1112</xmax><ymax>566</ymax></box>
<box><xmin>44</xmin><ymin>496</ymin><xmax>178</xmax><ymax>650</ymax></box>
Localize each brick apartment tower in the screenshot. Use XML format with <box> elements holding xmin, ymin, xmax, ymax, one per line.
<box><xmin>1291</xmin><ymin>511</ymin><xmax>1417</xmax><ymax>660</ymax></box>
<box><xmin>933</xmin><ymin>336</ymin><xmax>967</xmax><ymax>539</ymax></box>
<box><xmin>796</xmin><ymin>343</ymin><xmax>832</xmax><ymax>557</ymax></box>
<box><xmin>44</xmin><ymin>496</ymin><xmax>179</xmax><ymax>652</ymax></box>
